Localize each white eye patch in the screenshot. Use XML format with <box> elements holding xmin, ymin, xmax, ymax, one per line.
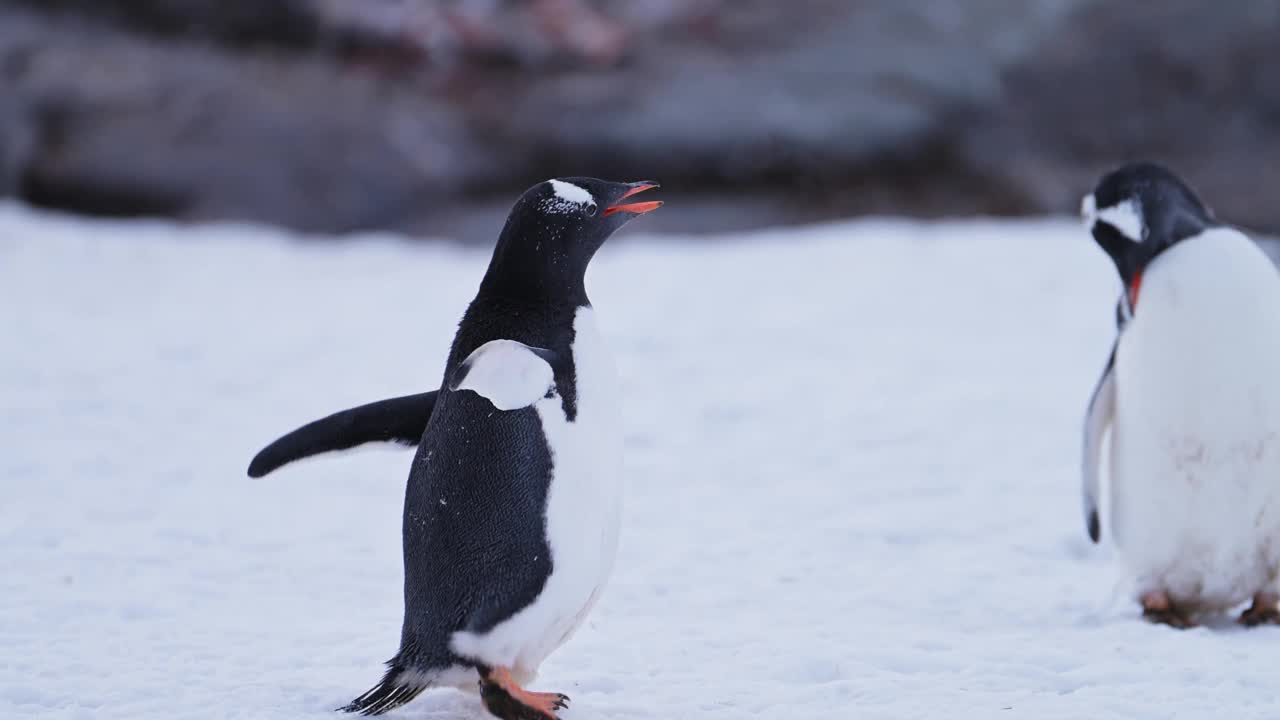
<box><xmin>543</xmin><ymin>180</ymin><xmax>596</xmax><ymax>215</ymax></box>
<box><xmin>1080</xmin><ymin>193</ymin><xmax>1097</xmax><ymax>226</ymax></box>
<box><xmin>1082</xmin><ymin>193</ymin><xmax>1144</xmax><ymax>242</ymax></box>
<box><xmin>549</xmin><ymin>180</ymin><xmax>592</xmax><ymax>204</ymax></box>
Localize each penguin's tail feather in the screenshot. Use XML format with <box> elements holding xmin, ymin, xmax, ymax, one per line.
<box><xmin>338</xmin><ymin>664</ymin><xmax>429</xmax><ymax>716</ymax></box>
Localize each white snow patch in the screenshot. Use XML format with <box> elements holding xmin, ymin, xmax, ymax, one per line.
<box><xmin>3</xmin><ymin>201</ymin><xmax>1278</xmax><ymax>720</ymax></box>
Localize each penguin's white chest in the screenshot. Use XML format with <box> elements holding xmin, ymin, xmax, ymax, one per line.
<box><xmin>451</xmin><ymin>306</ymin><xmax>623</xmax><ymax>676</ymax></box>
<box><xmin>1110</xmin><ymin>229</ymin><xmax>1280</xmax><ymax>608</ymax></box>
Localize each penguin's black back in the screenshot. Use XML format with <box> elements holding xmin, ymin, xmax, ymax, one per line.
<box><xmin>394</xmin><ymin>291</ymin><xmax>583</xmax><ymax>672</ymax></box>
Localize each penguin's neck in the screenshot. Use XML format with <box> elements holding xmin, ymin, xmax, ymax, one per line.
<box><xmin>478</xmin><ymin>232</ymin><xmax>591</xmax><ymax>307</ymax></box>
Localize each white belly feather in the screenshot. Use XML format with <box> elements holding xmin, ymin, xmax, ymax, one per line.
<box><xmin>451</xmin><ymin>306</ymin><xmax>623</xmax><ymax>678</ymax></box>
<box><xmin>1111</xmin><ymin>228</ymin><xmax>1280</xmax><ymax>608</ymax></box>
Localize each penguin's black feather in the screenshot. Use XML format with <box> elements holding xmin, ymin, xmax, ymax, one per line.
<box><xmin>246</xmin><ymin>392</ymin><xmax>437</xmax><ymax>477</ymax></box>
<box><xmin>338</xmin><ymin>662</ymin><xmax>425</xmax><ymax>716</ymax></box>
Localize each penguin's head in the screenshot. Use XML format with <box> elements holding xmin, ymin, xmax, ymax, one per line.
<box><xmin>1081</xmin><ymin>162</ymin><xmax>1214</xmax><ymax>311</ymax></box>
<box><xmin>485</xmin><ymin>178</ymin><xmax>662</xmax><ymax>298</ymax></box>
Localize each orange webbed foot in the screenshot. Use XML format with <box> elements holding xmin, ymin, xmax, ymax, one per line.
<box><xmin>479</xmin><ymin>667</ymin><xmax>570</xmax><ymax>720</ymax></box>
<box><xmin>1141</xmin><ymin>590</ymin><xmax>1196</xmax><ymax>629</ymax></box>
<box><xmin>1240</xmin><ymin>593</ymin><xmax>1280</xmax><ymax>626</ymax></box>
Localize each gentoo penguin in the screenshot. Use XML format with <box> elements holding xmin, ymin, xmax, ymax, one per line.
<box><xmin>249</xmin><ymin>178</ymin><xmax>661</xmax><ymax>717</ymax></box>
<box><xmin>1081</xmin><ymin>162</ymin><xmax>1280</xmax><ymax>628</ymax></box>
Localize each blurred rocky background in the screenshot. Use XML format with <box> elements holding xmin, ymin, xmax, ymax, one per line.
<box><xmin>0</xmin><ymin>0</ymin><xmax>1277</xmax><ymax>241</ymax></box>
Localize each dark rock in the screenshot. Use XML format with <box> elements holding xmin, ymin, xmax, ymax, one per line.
<box><xmin>6</xmin><ymin>0</ymin><xmax>324</xmax><ymax>50</ymax></box>
<box><xmin>0</xmin><ymin>1</ymin><xmax>1080</xmax><ymax>239</ymax></box>
<box><xmin>0</xmin><ymin>7</ymin><xmax>465</xmax><ymax>232</ymax></box>
<box><xmin>0</xmin><ymin>98</ymin><xmax>32</xmax><ymax>197</ymax></box>
<box><xmin>961</xmin><ymin>0</ymin><xmax>1280</xmax><ymax>232</ymax></box>
<box><xmin>1</xmin><ymin>0</ymin><xmax>1279</xmax><ymax>240</ymax></box>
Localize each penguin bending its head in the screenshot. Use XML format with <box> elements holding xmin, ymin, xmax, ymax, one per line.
<box><xmin>250</xmin><ymin>178</ymin><xmax>661</xmax><ymax>717</ymax></box>
<box><xmin>1080</xmin><ymin>162</ymin><xmax>1280</xmax><ymax>628</ymax></box>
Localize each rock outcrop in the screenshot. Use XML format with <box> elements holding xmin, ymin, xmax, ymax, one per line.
<box><xmin>1</xmin><ymin>0</ymin><xmax>1276</xmax><ymax>240</ymax></box>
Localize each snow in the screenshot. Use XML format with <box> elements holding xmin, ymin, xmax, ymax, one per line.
<box><xmin>3</xmin><ymin>201</ymin><xmax>1279</xmax><ymax>720</ymax></box>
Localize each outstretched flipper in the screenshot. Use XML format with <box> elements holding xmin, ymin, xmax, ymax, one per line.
<box><xmin>247</xmin><ymin>392</ymin><xmax>437</xmax><ymax>478</ymax></box>
<box><xmin>450</xmin><ymin>339</ymin><xmax>560</xmax><ymax>411</ymax></box>
<box><xmin>1081</xmin><ymin>344</ymin><xmax>1117</xmax><ymax>543</ymax></box>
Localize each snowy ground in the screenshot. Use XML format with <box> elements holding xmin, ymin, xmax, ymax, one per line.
<box><xmin>3</xmin><ymin>201</ymin><xmax>1279</xmax><ymax>720</ymax></box>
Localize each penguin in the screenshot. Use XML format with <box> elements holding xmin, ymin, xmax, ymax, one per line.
<box><xmin>249</xmin><ymin>178</ymin><xmax>661</xmax><ymax>717</ymax></box>
<box><xmin>1080</xmin><ymin>162</ymin><xmax>1280</xmax><ymax>628</ymax></box>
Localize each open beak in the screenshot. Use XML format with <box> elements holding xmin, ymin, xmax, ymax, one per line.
<box><xmin>604</xmin><ymin>182</ymin><xmax>663</xmax><ymax>217</ymax></box>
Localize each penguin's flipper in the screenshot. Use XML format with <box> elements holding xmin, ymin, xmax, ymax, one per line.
<box><xmin>1081</xmin><ymin>345</ymin><xmax>1117</xmax><ymax>543</ymax></box>
<box><xmin>247</xmin><ymin>392</ymin><xmax>437</xmax><ymax>478</ymax></box>
<box><xmin>450</xmin><ymin>339</ymin><xmax>559</xmax><ymax>411</ymax></box>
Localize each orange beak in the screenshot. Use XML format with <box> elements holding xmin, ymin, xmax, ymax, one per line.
<box><xmin>604</xmin><ymin>183</ymin><xmax>663</xmax><ymax>216</ymax></box>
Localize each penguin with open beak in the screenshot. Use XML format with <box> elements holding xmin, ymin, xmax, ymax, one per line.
<box><xmin>250</xmin><ymin>178</ymin><xmax>661</xmax><ymax>717</ymax></box>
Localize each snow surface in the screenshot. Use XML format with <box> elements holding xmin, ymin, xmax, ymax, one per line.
<box><xmin>3</xmin><ymin>201</ymin><xmax>1279</xmax><ymax>720</ymax></box>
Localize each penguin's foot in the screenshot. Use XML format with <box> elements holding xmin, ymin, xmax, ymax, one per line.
<box><xmin>1141</xmin><ymin>591</ymin><xmax>1196</xmax><ymax>629</ymax></box>
<box><xmin>1239</xmin><ymin>593</ymin><xmax>1280</xmax><ymax>626</ymax></box>
<box><xmin>479</xmin><ymin>667</ymin><xmax>569</xmax><ymax>720</ymax></box>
